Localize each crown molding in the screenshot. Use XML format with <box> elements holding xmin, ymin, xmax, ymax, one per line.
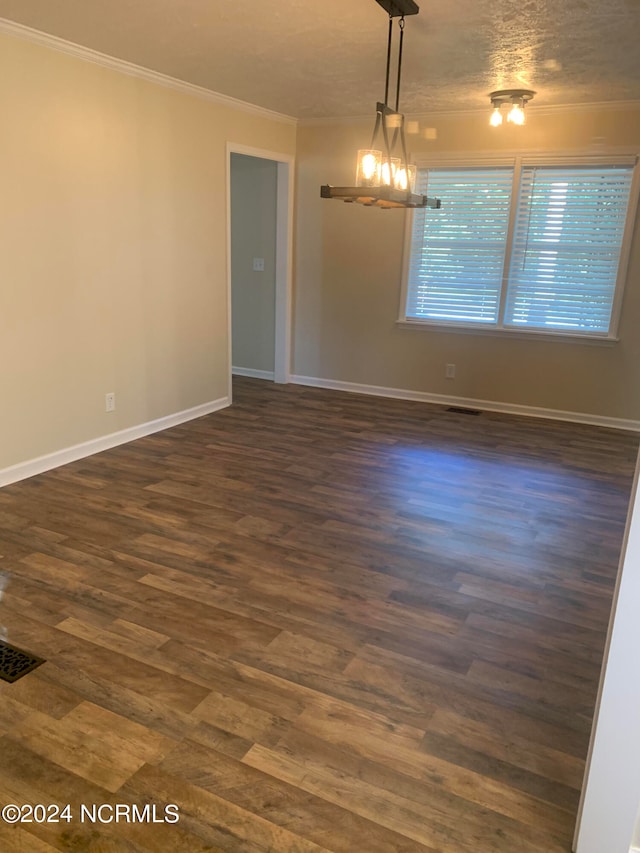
<box><xmin>0</xmin><ymin>17</ymin><xmax>297</xmax><ymax>126</ymax></box>
<box><xmin>2</xmin><ymin>16</ymin><xmax>637</xmax><ymax>130</ymax></box>
<box><xmin>298</xmin><ymin>99</ymin><xmax>640</xmax><ymax>127</ymax></box>
<box><xmin>520</xmin><ymin>99</ymin><xmax>640</xmax><ymax>117</ymax></box>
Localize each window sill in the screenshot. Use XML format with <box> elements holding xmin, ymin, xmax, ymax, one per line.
<box><xmin>396</xmin><ymin>319</ymin><xmax>619</xmax><ymax>345</ymax></box>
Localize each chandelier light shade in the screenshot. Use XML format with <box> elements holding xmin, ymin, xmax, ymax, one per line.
<box><xmin>356</xmin><ymin>149</ymin><xmax>383</xmax><ymax>186</ymax></box>
<box><xmin>321</xmin><ymin>0</ymin><xmax>441</xmax><ymax>210</ymax></box>
<box><xmin>488</xmin><ymin>89</ymin><xmax>536</xmax><ymax>127</ymax></box>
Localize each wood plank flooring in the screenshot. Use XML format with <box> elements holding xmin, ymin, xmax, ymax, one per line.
<box><xmin>0</xmin><ymin>377</ymin><xmax>637</xmax><ymax>852</ymax></box>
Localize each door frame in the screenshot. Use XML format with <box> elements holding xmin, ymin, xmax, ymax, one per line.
<box><xmin>573</xmin><ymin>454</ymin><xmax>640</xmax><ymax>853</ymax></box>
<box><xmin>226</xmin><ymin>143</ymin><xmax>294</xmax><ymax>399</ymax></box>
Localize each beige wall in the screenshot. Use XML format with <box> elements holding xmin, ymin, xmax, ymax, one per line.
<box><xmin>0</xmin><ymin>31</ymin><xmax>295</xmax><ymax>471</ymax></box>
<box><xmin>294</xmin><ymin>107</ymin><xmax>640</xmax><ymax>422</ymax></box>
<box><xmin>231</xmin><ymin>154</ymin><xmax>277</xmax><ymax>374</ymax></box>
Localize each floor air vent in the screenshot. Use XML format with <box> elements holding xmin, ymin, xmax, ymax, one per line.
<box><xmin>0</xmin><ymin>640</ymin><xmax>45</xmax><ymax>683</ymax></box>
<box><xmin>446</xmin><ymin>406</ymin><xmax>482</xmax><ymax>416</ymax></box>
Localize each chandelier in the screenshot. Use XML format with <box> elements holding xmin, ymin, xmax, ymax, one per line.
<box><xmin>321</xmin><ymin>0</ymin><xmax>441</xmax><ymax>210</ymax></box>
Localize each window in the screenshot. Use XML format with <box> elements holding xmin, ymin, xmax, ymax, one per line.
<box><xmin>402</xmin><ymin>158</ymin><xmax>638</xmax><ymax>338</ymax></box>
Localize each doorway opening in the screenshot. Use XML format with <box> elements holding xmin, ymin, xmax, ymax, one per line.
<box><xmin>226</xmin><ymin>144</ymin><xmax>293</xmax><ymax>400</ymax></box>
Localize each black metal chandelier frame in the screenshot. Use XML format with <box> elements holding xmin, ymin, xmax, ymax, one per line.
<box><xmin>321</xmin><ymin>0</ymin><xmax>441</xmax><ymax>210</ymax></box>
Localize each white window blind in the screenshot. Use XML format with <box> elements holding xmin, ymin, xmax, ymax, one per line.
<box><xmin>406</xmin><ymin>169</ymin><xmax>513</xmax><ymax>323</ymax></box>
<box><xmin>505</xmin><ymin>166</ymin><xmax>634</xmax><ymax>333</ymax></box>
<box><xmin>403</xmin><ymin>159</ymin><xmax>637</xmax><ymax>338</ymax></box>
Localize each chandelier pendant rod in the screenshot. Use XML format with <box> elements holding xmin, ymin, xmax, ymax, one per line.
<box><xmin>395</xmin><ymin>16</ymin><xmax>404</xmax><ymax>112</ymax></box>
<box><xmin>384</xmin><ymin>15</ymin><xmax>393</xmax><ymax>107</ymax></box>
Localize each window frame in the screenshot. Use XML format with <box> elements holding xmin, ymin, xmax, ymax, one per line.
<box><xmin>398</xmin><ymin>153</ymin><xmax>640</xmax><ymax>342</ymax></box>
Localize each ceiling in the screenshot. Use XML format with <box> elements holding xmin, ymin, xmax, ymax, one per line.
<box><xmin>0</xmin><ymin>0</ymin><xmax>639</xmax><ymax>119</ymax></box>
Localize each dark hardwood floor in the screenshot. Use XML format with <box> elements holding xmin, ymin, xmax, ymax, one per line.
<box><xmin>0</xmin><ymin>377</ymin><xmax>637</xmax><ymax>852</ymax></box>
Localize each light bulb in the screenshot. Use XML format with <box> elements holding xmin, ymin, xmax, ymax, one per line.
<box><xmin>393</xmin><ymin>164</ymin><xmax>417</xmax><ymax>192</ymax></box>
<box><xmin>356</xmin><ymin>149</ymin><xmax>382</xmax><ymax>186</ymax></box>
<box><xmin>490</xmin><ymin>106</ymin><xmax>503</xmax><ymax>127</ymax></box>
<box><xmin>395</xmin><ymin>167</ymin><xmax>408</xmax><ymax>190</ymax></box>
<box><xmin>507</xmin><ymin>103</ymin><xmax>525</xmax><ymax>125</ymax></box>
<box><xmin>381</xmin><ymin>157</ymin><xmax>400</xmax><ymax>187</ymax></box>
<box><xmin>362</xmin><ymin>154</ymin><xmax>377</xmax><ymax>180</ymax></box>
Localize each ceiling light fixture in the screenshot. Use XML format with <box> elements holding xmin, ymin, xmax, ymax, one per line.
<box><xmin>488</xmin><ymin>89</ymin><xmax>536</xmax><ymax>127</ymax></box>
<box><xmin>321</xmin><ymin>0</ymin><xmax>441</xmax><ymax>210</ymax></box>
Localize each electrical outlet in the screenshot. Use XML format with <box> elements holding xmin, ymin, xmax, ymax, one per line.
<box><xmin>105</xmin><ymin>392</ymin><xmax>116</xmax><ymax>412</ymax></box>
<box><xmin>445</xmin><ymin>363</ymin><xmax>456</xmax><ymax>379</ymax></box>
<box><xmin>252</xmin><ymin>257</ymin><xmax>265</xmax><ymax>272</ymax></box>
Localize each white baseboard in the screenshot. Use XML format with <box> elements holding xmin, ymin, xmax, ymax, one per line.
<box><xmin>290</xmin><ymin>374</ymin><xmax>640</xmax><ymax>433</ymax></box>
<box><xmin>0</xmin><ymin>396</ymin><xmax>230</xmax><ymax>488</ymax></box>
<box><xmin>232</xmin><ymin>366</ymin><xmax>275</xmax><ymax>380</ymax></box>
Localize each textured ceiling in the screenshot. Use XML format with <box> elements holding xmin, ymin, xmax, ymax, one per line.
<box><xmin>0</xmin><ymin>0</ymin><xmax>639</xmax><ymax>119</ymax></box>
